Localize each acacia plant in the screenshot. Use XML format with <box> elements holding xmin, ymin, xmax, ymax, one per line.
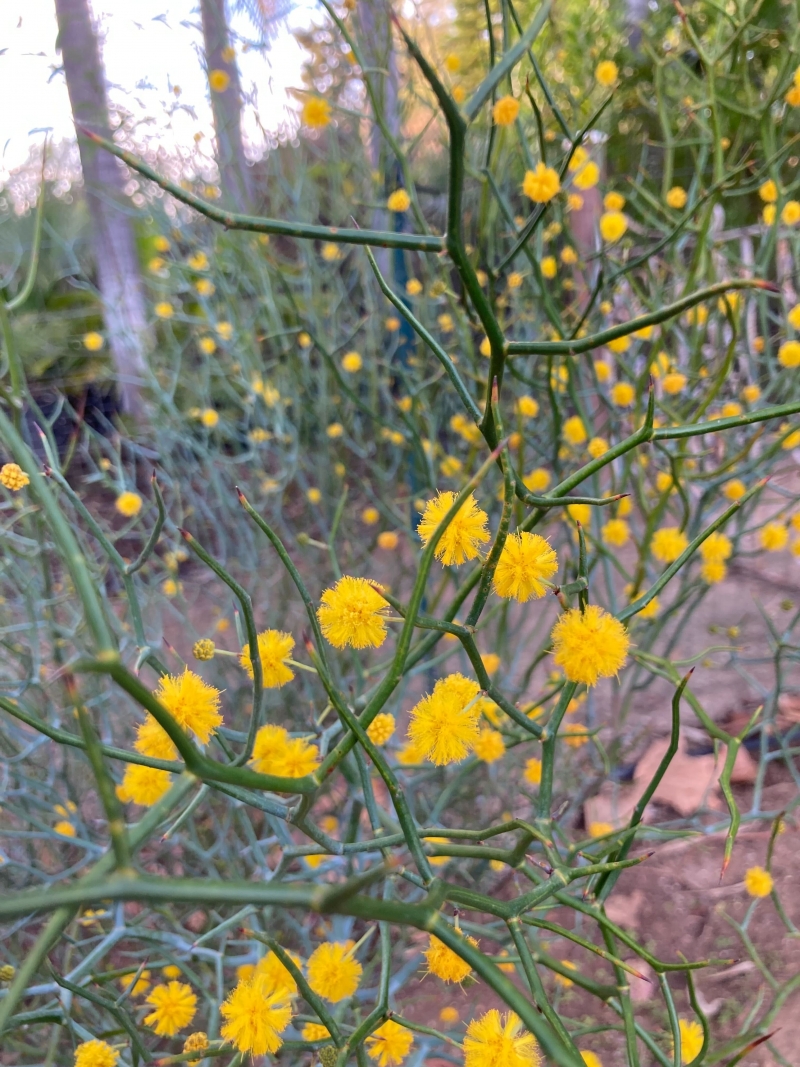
<box><xmin>2</xmin><ymin>2</ymin><xmax>800</xmax><ymax>1066</ymax></box>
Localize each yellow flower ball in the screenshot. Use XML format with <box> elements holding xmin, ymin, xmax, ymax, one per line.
<box><xmin>603</xmin><ymin>192</ymin><xmax>625</xmax><ymax>212</ymax></box>
<box><xmin>342</xmin><ymin>351</ymin><xmax>363</xmax><ymax>373</ymax></box>
<box><xmin>83</xmin><ymin>331</ymin><xmax>104</xmax><ymax>351</ymax></box>
<box><xmin>607</xmin><ymin>335</ymin><xmax>630</xmax><ymax>354</ymax></box>
<box><xmin>209</xmin><ymin>69</ymin><xmax>231</xmax><ymax>93</ymax></box>
<box><xmin>302</xmin><ymin>97</ymin><xmax>331</xmax><ymax>128</ymax></box>
<box><xmin>723</xmin><ymin>479</ymin><xmax>746</xmax><ymax>501</ymax></box>
<box><xmin>406</xmin><ymin>278</ymin><xmax>423</xmax><ymax>296</ymax></box>
<box><xmin>562</xmin><ymin>415</ymin><xmax>587</xmax><ymax>446</ymax></box>
<box><xmin>154</xmin><ymin>302</ymin><xmax>174</xmax><ymax>319</ymax></box>
<box><xmin>517</xmin><ymin>395</ymin><xmax>539</xmax><ymax>418</ymax></box>
<box><xmin>779</xmin><ymin>341</ymin><xmax>800</xmax><ymax>368</ymax></box>
<box><xmin>573</xmin><ymin>161</ymin><xmax>600</xmax><ymax>191</ymax></box>
<box><xmin>387</xmin><ymin>189</ymin><xmax>411</xmax><ymax>212</ymax></box>
<box><xmin>540</xmin><ymin>256</ymin><xmax>557</xmax><ymax>279</ymax></box>
<box><xmin>599</xmin><ymin>211</ymin><xmax>628</xmax><ymax>243</ymax></box>
<box><xmin>611</xmin><ymin>381</ymin><xmax>635</xmax><ymax>407</ymax></box>
<box><xmin>567</xmin><ymin>192</ymin><xmax>584</xmax><ymax>211</ymax></box>
<box><xmin>116</xmin><ymin>491</ymin><xmax>143</xmax><ymax>517</ymax></box>
<box><xmin>744</xmin><ymin>865</ymin><xmax>773</xmax><ymax>897</ymax></box>
<box><xmin>666</xmin><ymin>186</ymin><xmax>687</xmax><ymax>209</ymax></box>
<box><xmin>307</xmin><ymin>487</ymin><xmax>322</xmax><ymax>504</ymax></box>
<box><xmin>759</xmin><ymin>179</ymin><xmax>778</xmax><ymax>203</ymax></box>
<box><xmin>522</xmin><ymin>163</ymin><xmax>560</xmax><ymax>203</ymax></box>
<box><xmin>492</xmin><ymin>95</ymin><xmax>520</xmax><ymax>126</ymax></box>
<box><xmin>362</xmin><ymin>506</ymin><xmax>380</xmax><ymax>525</ymax></box>
<box><xmin>200</xmin><ymin>408</ymin><xmax>218</xmax><ymax>428</ymax></box>
<box><xmin>0</xmin><ymin>463</ymin><xmax>29</xmax><ymax>491</ymax></box>
<box><xmin>763</xmin><ymin>205</ymin><xmax>777</xmax><ymax>225</ymax></box>
<box><xmin>760</xmin><ymin>521</ymin><xmax>788</xmax><ymax>552</ymax></box>
<box><xmin>662</xmin><ymin>371</ymin><xmax>687</xmax><ymax>394</ymax></box>
<box><xmin>782</xmin><ymin>200</ymin><xmax>800</xmax><ymax>225</ymax></box>
<box><xmin>587</xmin><ymin>437</ymin><xmax>608</xmax><ymax>459</ymax></box>
<box><xmin>595</xmin><ymin>60</ymin><xmax>618</xmax><ymax>86</ymax></box>
<box><xmin>652</xmin><ymin>526</ymin><xmax>688</xmax><ymax>563</ymax></box>
<box><xmin>377</xmin><ymin>530</ymin><xmax>399</xmax><ymax>550</ymax></box>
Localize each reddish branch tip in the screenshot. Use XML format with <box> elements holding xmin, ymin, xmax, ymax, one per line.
<box><xmin>301</xmin><ymin>629</ymin><xmax>314</xmax><ymax>654</ymax></box>
<box><xmin>753</xmin><ymin>279</ymin><xmax>780</xmax><ymax>292</ymax></box>
<box><xmin>178</xmin><ymin>527</ymin><xmax>191</xmax><ymax>541</ymax></box>
<box><xmin>42</xmin><ymin>464</ymin><xmax>51</xmax><ymax>477</ymax></box>
<box><xmin>235</xmin><ymin>486</ymin><xmax>246</xmax><ymax>502</ymax></box>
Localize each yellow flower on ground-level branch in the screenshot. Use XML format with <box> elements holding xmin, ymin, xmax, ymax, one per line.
<box><xmin>779</xmin><ymin>341</ymin><xmax>800</xmax><ymax>368</ymax></box>
<box><xmin>219</xmin><ymin>973</ymin><xmax>293</xmax><ymax>1055</ymax></box>
<box><xmin>83</xmin><ymin>330</ymin><xmax>104</xmax><ymax>351</ymax></box>
<box><xmin>563</xmin><ymin>416</ymin><xmax>587</xmax><ymax>446</ymax></box>
<box><xmin>666</xmin><ymin>186</ymin><xmax>687</xmax><ymax>209</ymax></box>
<box><xmin>610</xmin><ymin>381</ymin><xmax>635</xmax><ymax>407</ymax></box>
<box><xmin>464</xmin><ymin>1010</ymin><xmax>541</xmax><ymax>1067</ymax></box>
<box><xmin>342</xmin><ymin>351</ymin><xmax>363</xmax><ymax>373</ymax></box>
<box><xmin>317</xmin><ymin>575</ymin><xmax>389</xmax><ymax>649</ymax></box>
<box><xmin>366</xmin><ymin>1020</ymin><xmax>414</xmax><ymax>1067</ymax></box>
<box><xmin>240</xmin><ymin>630</ymin><xmax>295</xmax><ymax>688</ymax></box>
<box><xmin>417</xmin><ymin>491</ymin><xmax>490</xmax><ymax>566</ymax></box>
<box><xmin>143</xmin><ymin>982</ymin><xmax>198</xmax><ymax>1036</ymax></box>
<box><xmin>408</xmin><ymin>673</ymin><xmax>482</xmax><ymax>765</ymax></box>
<box><xmin>493</xmin><ymin>532</ymin><xmax>558</xmax><ymax>602</ymax></box>
<box><xmin>474</xmin><ymin>727</ymin><xmax>505</xmax><ymax>763</ymax></box>
<box><xmin>367</xmin><ymin>713</ymin><xmax>396</xmax><ymax>746</ymax></box>
<box><xmin>601</xmin><ymin>519</ymin><xmax>629</xmax><ymax>548</ymax></box>
<box><xmin>760</xmin><ymin>522</ymin><xmax>788</xmax><ymax>552</ymax></box>
<box><xmin>551</xmin><ymin>604</ymin><xmax>630</xmax><ymax>687</ymax></box>
<box><xmin>74</xmin><ymin>1040</ymin><xmax>119</xmax><ymax>1067</ymax></box>
<box><xmin>307</xmin><ymin>941</ymin><xmax>362</xmax><ymax>1002</ymax></box>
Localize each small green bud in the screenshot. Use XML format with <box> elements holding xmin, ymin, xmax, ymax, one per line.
<box><xmin>192</xmin><ymin>638</ymin><xmax>216</xmax><ymax>661</ymax></box>
<box><xmin>0</xmin><ymin>965</ymin><xmax>16</xmax><ymax>982</ymax></box>
<box><xmin>319</xmin><ymin>1046</ymin><xmax>338</xmax><ymax>1067</ymax></box>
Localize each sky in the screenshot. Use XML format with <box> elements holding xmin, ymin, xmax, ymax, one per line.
<box><xmin>0</xmin><ymin>0</ymin><xmax>315</xmax><ymax>183</ymax></box>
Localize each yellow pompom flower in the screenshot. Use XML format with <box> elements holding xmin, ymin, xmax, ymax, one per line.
<box><xmin>587</xmin><ymin>437</ymin><xmax>608</xmax><ymax>458</ymax></box>
<box><xmin>493</xmin><ymin>532</ymin><xmax>558</xmax><ymax>602</ymax></box>
<box><xmin>199</xmin><ymin>336</ymin><xmax>216</xmax><ymax>355</ymax></box>
<box><xmin>464</xmin><ymin>1010</ymin><xmax>541</xmax><ymax>1067</ymax></box>
<box><xmin>276</xmin><ymin>738</ymin><xmax>320</xmax><ymax>778</ymax></box>
<box><xmin>601</xmin><ymin>519</ymin><xmax>629</xmax><ymax>548</ymax></box>
<box><xmin>74</xmin><ymin>1040</ymin><xmax>119</xmax><ymax>1067</ymax></box>
<box><xmin>611</xmin><ymin>382</ymin><xmax>635</xmax><ymax>407</ymax></box>
<box><xmin>200</xmin><ymin>408</ymin><xmax>218</xmax><ymax>428</ymax></box>
<box><xmin>342</xmin><ymin>351</ymin><xmax>363</xmax><ymax>373</ymax></box>
<box><xmin>595</xmin><ymin>60</ymin><xmax>618</xmax><ymax>87</ymax></box>
<box><xmin>760</xmin><ymin>522</ymin><xmax>788</xmax><ymax>551</ymax></box>
<box><xmin>417</xmin><ymin>491</ymin><xmax>490</xmax><ymax>566</ymax></box>
<box><xmin>0</xmin><ymin>463</ymin><xmax>29</xmax><ymax>491</ymax></box>
<box><xmin>302</xmin><ymin>1022</ymin><xmax>330</xmax><ymax>1042</ymax></box>
<box><xmin>302</xmin><ymin>98</ymin><xmax>331</xmax><ymax>128</ymax></box>
<box><xmin>144</xmin><ymin>982</ymin><xmax>197</xmax><ymax>1036</ymax></box>
<box><xmin>115</xmin><ymin>491</ymin><xmax>142</xmax><ymax>517</ymax></box>
<box><xmin>568</xmin><ymin>503</ymin><xmax>590</xmax><ymax>525</ymax></box>
<box><xmin>387</xmin><ymin>189</ymin><xmax>411</xmax><ymax>212</ymax></box>
<box><xmin>240</xmin><ymin>630</ymin><xmax>295</xmax><ymax>688</ymax></box>
<box><xmin>551</xmin><ymin>605</ymin><xmax>630</xmax><ymax>687</ymax></box>
<box><xmin>307</xmin><ymin>941</ymin><xmax>362</xmax><ymax>1002</ymax></box>
<box><xmin>220</xmin><ymin>974</ymin><xmax>293</xmax><ymax>1055</ymax></box>
<box><xmin>474</xmin><ymin>727</ymin><xmax>505</xmax><ymax>763</ymax></box>
<box><xmin>156</xmin><ymin>669</ymin><xmax>222</xmax><ymax>744</ymax></box>
<box><xmin>154</xmin><ymin>302</ymin><xmax>174</xmax><ymax>319</ymax></box>
<box><xmin>135</xmin><ymin>715</ymin><xmax>178</xmax><ymax>760</ymax></box>
<box><xmin>763</xmin><ymin>204</ymin><xmax>776</xmax><ymax>225</ymax></box>
<box><xmin>254</xmin><ymin>950</ymin><xmax>301</xmax><ymax>997</ymax></box>
<box><xmin>119</xmin><ymin>969</ymin><xmax>151</xmax><ymax>996</ymax></box>
<box><xmin>377</xmin><ymin>531</ymin><xmax>399</xmax><ymax>550</ymax></box>
<box><xmin>723</xmin><ymin>478</ymin><xmax>746</xmax><ymax>501</ymax></box>
<box><xmin>563</xmin><ymin>416</ymin><xmax>587</xmax><ymax>446</ymax></box>
<box><xmin>759</xmin><ymin>179</ymin><xmax>778</xmax><ymax>203</ymax></box>
<box><xmin>652</xmin><ymin>527</ymin><xmax>688</xmax><ymax>564</ymax></box>
<box><xmin>524</xmin><ymin>757</ymin><xmax>542</xmax><ymax>786</ymax></box>
<box><xmin>573</xmin><ymin>161</ymin><xmax>599</xmax><ymax>191</ymax></box>
<box><xmin>700</xmin><ymin>560</ymin><xmax>726</xmax><ymax>584</ymax></box>
<box><xmin>208</xmin><ymin>69</ymin><xmax>230</xmax><ymax>92</ymax></box>
<box><xmin>116</xmin><ymin>764</ymin><xmax>172</xmax><ymax>807</ymax></box>
<box><xmin>524</xmin><ymin>468</ymin><xmax>550</xmax><ymax>493</ymax></box>
<box><xmin>676</xmin><ymin>1019</ymin><xmax>704</xmax><ymax>1064</ymax></box>
<box><xmin>742</xmin><ymin>384</ymin><xmax>761</xmax><ymax>404</ymax></box>
<box><xmin>782</xmin><ymin>200</ymin><xmax>800</xmax><ymax>225</ymax></box>
<box><xmin>607</xmin><ymin>336</ymin><xmax>630</xmax><ymax>355</ymax></box>
<box><xmin>744</xmin><ymin>865</ymin><xmax>773</xmax><ymax>897</ymax></box>
<box><xmin>424</xmin><ymin>932</ymin><xmax>478</xmax><ymax>983</ymax></box>
<box><xmin>83</xmin><ymin>331</ymin><xmax>104</xmax><ymax>351</ymax></box>
<box><xmin>408</xmin><ymin>673</ymin><xmax>482</xmax><ymax>765</ymax></box>
<box><xmin>522</xmin><ymin>163</ymin><xmax>560</xmax><ymax>203</ymax></box>
<box><xmin>662</xmin><ymin>371</ymin><xmax>687</xmax><ymax>395</ymax></box>
<box><xmin>603</xmin><ymin>193</ymin><xmax>624</xmax><ymax>213</ymax></box>
<box><xmin>779</xmin><ymin>341</ymin><xmax>800</xmax><ymax>368</ymax></box>
<box><xmin>493</xmin><ymin>95</ymin><xmax>520</xmax><ymax>126</ymax></box>
<box><xmin>366</xmin><ymin>1020</ymin><xmax>414</xmax><ymax>1067</ymax></box>
<box><xmin>599</xmin><ymin>211</ymin><xmax>628</xmax><ymax>243</ymax></box>
<box><xmin>251</xmin><ymin>724</ymin><xmax>319</xmax><ymax>778</ymax></box>
<box><xmin>517</xmin><ymin>395</ymin><xmax>539</xmax><ymax>418</ymax></box>
<box><xmin>540</xmin><ymin>255</ymin><xmax>557</xmax><ymax>279</ymax></box>
<box><xmin>318</xmin><ymin>575</ymin><xmax>389</xmax><ymax>649</ymax></box>
<box><xmin>700</xmin><ymin>531</ymin><xmax>731</xmax><ymax>564</ymax></box>
<box><xmin>54</xmin><ymin>819</ymin><xmax>76</xmax><ymax>837</ymax></box>
<box><xmin>367</xmin><ymin>712</ymin><xmax>396</xmax><ymax>746</ymax></box>
<box><xmin>561</xmin><ymin>246</ymin><xmax>578</xmax><ymax>265</ymax></box>
<box><xmin>666</xmin><ymin>186</ymin><xmax>687</xmax><ymax>209</ymax></box>
<box><xmin>183</xmin><ymin>1032</ymin><xmax>208</xmax><ymax>1066</ymax></box>
<box><xmin>568</xmin><ymin>192</ymin><xmax>584</xmax><ymax>211</ymax></box>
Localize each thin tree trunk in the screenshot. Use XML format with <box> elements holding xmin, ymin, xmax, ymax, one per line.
<box><xmin>54</xmin><ymin>0</ymin><xmax>150</xmax><ymax>416</ymax></box>
<box><xmin>200</xmin><ymin>0</ymin><xmax>253</xmax><ymax>212</ymax></box>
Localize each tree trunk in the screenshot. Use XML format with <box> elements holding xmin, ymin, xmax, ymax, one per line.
<box><xmin>200</xmin><ymin>0</ymin><xmax>253</xmax><ymax>212</ymax></box>
<box><xmin>54</xmin><ymin>0</ymin><xmax>150</xmax><ymax>417</ymax></box>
